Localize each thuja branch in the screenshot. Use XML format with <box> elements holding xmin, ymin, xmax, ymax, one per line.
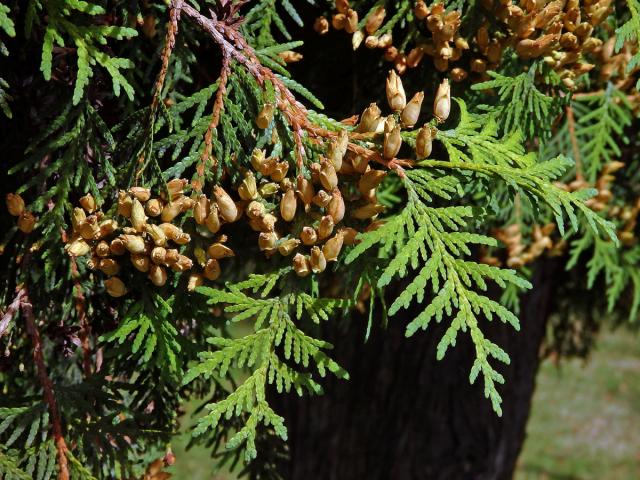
<box><xmin>20</xmin><ymin>292</ymin><xmax>70</xmax><ymax>480</ymax></box>
<box><xmin>175</xmin><ymin>3</ymin><xmax>407</xmax><ymax>172</ymax></box>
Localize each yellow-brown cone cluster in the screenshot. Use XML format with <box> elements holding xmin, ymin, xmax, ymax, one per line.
<box><xmin>481</xmin><ymin>222</ymin><xmax>560</xmax><ymax>268</ymax></box>
<box><xmin>316</xmin><ymin>0</ymin><xmax>626</xmax><ymax>86</ymax></box>
<box><xmin>65</xmin><ymin>181</ymin><xmax>237</xmax><ymax>297</ymax></box>
<box><xmin>5</xmin><ymin>193</ymin><xmax>36</xmax><ymax>234</ymax></box>
<box><xmin>241</xmin><ymin>138</ymin><xmax>384</xmax><ymax>276</ymax></box>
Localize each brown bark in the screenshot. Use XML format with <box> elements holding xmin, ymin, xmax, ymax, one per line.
<box><xmin>275</xmin><ymin>259</ymin><xmax>560</xmax><ymax>480</ymax></box>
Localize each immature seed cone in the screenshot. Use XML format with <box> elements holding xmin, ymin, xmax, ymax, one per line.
<box><xmin>401</xmin><ymin>91</ymin><xmax>425</xmax><ymax>128</ymax></box>
<box><xmin>340</xmin><ymin>227</ymin><xmax>359</xmax><ymax>245</ymax></box>
<box><xmin>322</xmin><ymin>233</ymin><xmax>344</xmax><ymax>262</ymax></box>
<box><xmin>351</xmin><ymin>154</ymin><xmax>369</xmax><ymax>173</ymax></box>
<box><xmin>129</xmin><ymin>187</ymin><xmax>151</xmax><ymax>202</ymax></box>
<box><xmin>110</xmin><ymin>238</ymin><xmax>126</xmax><ymax>256</ymax></box>
<box><xmin>256</xmin><ymin>104</ymin><xmax>275</xmax><ymax>129</ymax></box>
<box><xmin>131</xmin><ymin>199</ymin><xmax>148</xmax><ymax>232</ymax></box>
<box><xmin>310</xmin><ymin>246</ymin><xmax>327</xmax><ymax>273</ymax></box>
<box><xmin>312</xmin><ymin>190</ymin><xmax>332</xmax><ymax>208</ymax></box>
<box><xmin>17</xmin><ymin>212</ymin><xmax>36</xmax><ymax>233</ymax></box>
<box><xmin>105</xmin><ymin>277</ymin><xmax>127</xmax><ymax>297</ymax></box>
<box><xmin>251</xmin><ymin>149</ymin><xmax>267</xmax><ymax>172</ymax></box>
<box><xmin>317</xmin><ymin>215</ymin><xmax>334</xmax><ymax>240</ymax></box>
<box><xmin>271</xmin><ymin>162</ymin><xmax>289</xmax><ymax>182</ymax></box>
<box><xmin>280</xmin><ymin>189</ymin><xmax>297</xmax><ymax>222</ymax></box>
<box><xmin>358</xmin><ymin>169</ymin><xmax>386</xmax><ymax>194</ymax></box>
<box><xmin>259</xmin><ymin>214</ymin><xmax>277</xmax><ymax>232</ymax></box>
<box><xmin>214</xmin><ymin>186</ymin><xmax>238</xmax><ymax>222</ymax></box>
<box><xmin>344</xmin><ymin>9</ymin><xmax>358</xmax><ymax>33</ymax></box>
<box><xmin>296</xmin><ymin>176</ymin><xmax>314</xmax><ymax>205</ymax></box>
<box><xmin>96</xmin><ymin>241</ymin><xmax>110</xmax><ymax>257</ymax></box>
<box><xmin>205</xmin><ymin>207</ymin><xmax>221</xmax><ymax>234</ymax></box>
<box><xmin>314</xmin><ymin>16</ymin><xmax>329</xmax><ymax>34</ymax></box>
<box><xmin>160</xmin><ymin>198</ymin><xmax>184</xmax><ymax>223</ymax></box>
<box><xmin>150</xmin><ymin>246</ymin><xmax>167</xmax><ymax>265</ymax></box>
<box><xmin>145</xmin><ymin>198</ymin><xmax>163</xmax><ymax>217</ymax></box>
<box><xmin>320</xmin><ymin>161</ymin><xmax>338</xmax><ymax>191</ymax></box>
<box><xmin>149</xmin><ymin>264</ymin><xmax>168</xmax><ymax>287</ymax></box>
<box><xmin>99</xmin><ymin>258</ymin><xmax>120</xmax><ymax>276</ymax></box>
<box><xmin>66</xmin><ymin>238</ymin><xmax>91</xmax><ymax>257</ymax></box>
<box><xmin>79</xmin><ymin>193</ymin><xmax>96</xmax><ymax>213</ymax></box>
<box><xmin>246</xmin><ymin>201</ymin><xmax>265</xmax><ymax>220</ymax></box>
<box><xmin>365</xmin><ymin>6</ymin><xmax>386</xmax><ymax>34</ymax></box>
<box><xmin>172</xmin><ymin>254</ymin><xmax>193</xmax><ymax>272</ymax></box>
<box><xmin>358</xmin><ymin>103</ymin><xmax>382</xmax><ymax>132</ymax></box>
<box><xmin>166</xmin><ymin>178</ymin><xmax>188</xmax><ymax>200</ymax></box>
<box><xmin>415</xmin><ymin>126</ymin><xmax>433</xmax><ymax>158</ymax></box>
<box><xmin>238</xmin><ymin>173</ymin><xmax>258</xmax><ymax>201</ymax></box>
<box><xmin>352</xmin><ymin>203</ymin><xmax>385</xmax><ymax>219</ymax></box>
<box><xmin>386</xmin><ymin>70</ymin><xmax>406</xmax><ymax>112</ymax></box>
<box><xmin>193</xmin><ymin>194</ymin><xmax>210</xmax><ymax>224</ymax></box>
<box><xmin>128</xmin><ymin>253</ymin><xmax>149</xmax><ymax>272</ymax></box>
<box><xmin>383</xmin><ymin>125</ymin><xmax>402</xmax><ymax>159</ymax></box>
<box><xmin>433</xmin><ymin>79</ymin><xmax>451</xmax><ymax>123</ymax></box>
<box><xmin>188</xmin><ymin>273</ymin><xmax>204</xmax><ymax>291</ymax></box>
<box><xmin>300</xmin><ymin>226</ymin><xmax>318</xmax><ymax>246</ymax></box>
<box><xmin>99</xmin><ymin>219</ymin><xmax>118</xmax><ymax>237</ymax></box>
<box><xmin>6</xmin><ymin>193</ymin><xmax>25</xmax><ymax>216</ymax></box>
<box><xmin>122</xmin><ymin>234</ymin><xmax>146</xmax><ymax>254</ymax></box>
<box><xmin>117</xmin><ymin>191</ymin><xmax>133</xmax><ymax>217</ymax></box>
<box><xmin>259</xmin><ymin>232</ymin><xmax>278</xmax><ymax>251</ymax></box>
<box><xmin>72</xmin><ymin>207</ymin><xmax>87</xmax><ymax>231</ymax></box>
<box><xmin>293</xmin><ymin>253</ymin><xmax>311</xmax><ymax>277</ymax></box>
<box><xmin>259</xmin><ymin>182</ymin><xmax>279</xmax><ymax>197</ymax></box>
<box><xmin>78</xmin><ymin>218</ymin><xmax>100</xmax><ymax>240</ymax></box>
<box><xmin>278</xmin><ymin>238</ymin><xmax>300</xmax><ymax>256</ymax></box>
<box><xmin>145</xmin><ymin>224</ymin><xmax>168</xmax><ymax>247</ymax></box>
<box><xmin>208</xmin><ymin>243</ymin><xmax>234</xmax><ymax>259</ymax></box>
<box><xmin>328</xmin><ymin>190</ymin><xmax>345</xmax><ymax>223</ymax></box>
<box><xmin>415</xmin><ymin>0</ymin><xmax>429</xmax><ymax>19</ymax></box>
<box><xmin>202</xmin><ymin>258</ymin><xmax>221</xmax><ymax>281</ymax></box>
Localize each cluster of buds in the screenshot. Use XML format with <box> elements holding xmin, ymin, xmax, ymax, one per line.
<box><xmin>612</xmin><ymin>198</ymin><xmax>640</xmax><ymax>247</ymax></box>
<box><xmin>140</xmin><ymin>450</ymin><xmax>175</xmax><ymax>480</ymax></box>
<box><xmin>483</xmin><ymin>0</ymin><xmax>614</xmax><ymax>88</ymax></box>
<box><xmin>5</xmin><ymin>193</ymin><xmax>37</xmax><ymax>234</ymax></box>
<box><xmin>481</xmin><ymin>222</ymin><xmax>560</xmax><ymax>268</ymax></box>
<box><xmin>316</xmin><ymin>0</ymin><xmax>623</xmax><ymax>86</ymax></box>
<box><xmin>315</xmin><ymin>1</ymin><xmax>465</xmax><ymax>75</ymax></box>
<box><xmin>64</xmin><ymin>180</ymin><xmax>235</xmax><ymax>297</ymax></box>
<box><xmin>241</xmin><ymin>140</ymin><xmax>376</xmax><ymax>277</ymax></box>
<box><xmin>555</xmin><ymin>161</ymin><xmax>625</xmax><ymax>213</ymax></box>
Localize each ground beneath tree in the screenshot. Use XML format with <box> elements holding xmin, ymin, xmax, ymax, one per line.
<box><xmin>516</xmin><ymin>328</ymin><xmax>640</xmax><ymax>479</ymax></box>
<box><xmin>170</xmin><ymin>328</ymin><xmax>640</xmax><ymax>480</ymax></box>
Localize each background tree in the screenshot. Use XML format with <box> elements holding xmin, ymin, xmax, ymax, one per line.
<box><xmin>0</xmin><ymin>1</ymin><xmax>638</xmax><ymax>479</ymax></box>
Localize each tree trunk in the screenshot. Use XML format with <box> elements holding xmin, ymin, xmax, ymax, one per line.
<box><xmin>275</xmin><ymin>259</ymin><xmax>561</xmax><ymax>480</ymax></box>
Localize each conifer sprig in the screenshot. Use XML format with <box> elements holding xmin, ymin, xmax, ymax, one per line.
<box><xmin>185</xmin><ymin>272</ymin><xmax>349</xmax><ymax>460</ymax></box>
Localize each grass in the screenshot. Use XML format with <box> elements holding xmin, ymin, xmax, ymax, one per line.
<box><xmin>516</xmin><ymin>328</ymin><xmax>640</xmax><ymax>480</ymax></box>
<box><xmin>169</xmin><ymin>328</ymin><xmax>640</xmax><ymax>479</ymax></box>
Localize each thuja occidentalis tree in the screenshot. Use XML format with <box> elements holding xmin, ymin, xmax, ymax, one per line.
<box><xmin>0</xmin><ymin>0</ymin><xmax>639</xmax><ymax>479</ymax></box>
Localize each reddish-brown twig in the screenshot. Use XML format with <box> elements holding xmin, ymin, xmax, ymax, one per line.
<box><xmin>177</xmin><ymin>4</ymin><xmax>407</xmax><ymax>173</ymax></box>
<box><xmin>194</xmin><ymin>51</ymin><xmax>232</xmax><ymax>191</ymax></box>
<box><xmin>21</xmin><ymin>292</ymin><xmax>70</xmax><ymax>480</ymax></box>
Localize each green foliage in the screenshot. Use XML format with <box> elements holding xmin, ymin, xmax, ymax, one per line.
<box><xmin>571</xmin><ymin>85</ymin><xmax>634</xmax><ymax>181</ymax></box>
<box><xmin>472</xmin><ymin>67</ymin><xmax>565</xmax><ymax>140</ymax></box>
<box><xmin>101</xmin><ymin>293</ymin><xmax>183</xmax><ymax>380</ymax></box>
<box><xmin>0</xmin><ymin>1</ymin><xmax>14</xmax><ymax>118</ymax></box>
<box><xmin>616</xmin><ymin>0</ymin><xmax>640</xmax><ymax>89</ymax></box>
<box><xmin>185</xmin><ymin>271</ymin><xmax>349</xmax><ymax>461</ymax></box>
<box><xmin>348</xmin><ymin>101</ymin><xmax>617</xmax><ymax>415</ymax></box>
<box><xmin>29</xmin><ymin>0</ymin><xmax>137</xmax><ymax>104</ymax></box>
